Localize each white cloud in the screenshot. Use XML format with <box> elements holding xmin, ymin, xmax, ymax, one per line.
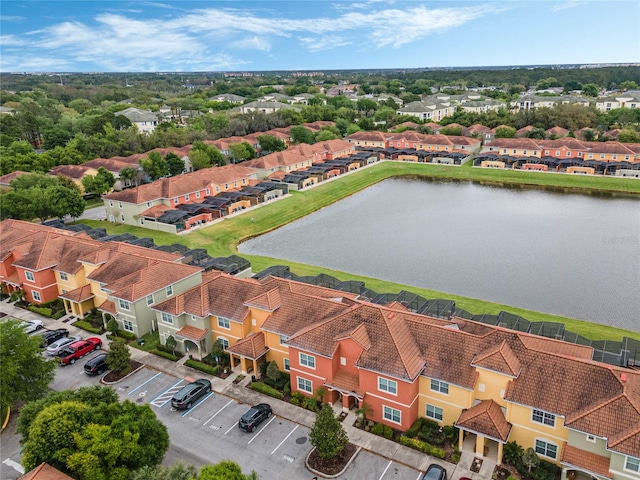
<box><xmin>551</xmin><ymin>0</ymin><xmax>582</xmax><ymax>12</ymax></box>
<box><xmin>0</xmin><ymin>35</ymin><xmax>26</xmax><ymax>46</ymax></box>
<box><xmin>230</xmin><ymin>36</ymin><xmax>271</xmax><ymax>52</ymax></box>
<box><xmin>0</xmin><ymin>15</ymin><xmax>25</xmax><ymax>22</ymax></box>
<box><xmin>299</xmin><ymin>36</ymin><xmax>352</xmax><ymax>52</ymax></box>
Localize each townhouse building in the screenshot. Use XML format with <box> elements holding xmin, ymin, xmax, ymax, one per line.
<box><xmin>510</xmin><ymin>95</ymin><xmax>590</xmax><ymax>111</ymax></box>
<box><xmin>595</xmin><ymin>91</ymin><xmax>640</xmax><ymax>111</ymax></box>
<box><xmin>115</xmin><ymin>107</ymin><xmax>160</xmax><ymax>133</ymax></box>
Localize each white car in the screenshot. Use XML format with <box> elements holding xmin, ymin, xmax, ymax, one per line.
<box><xmin>21</xmin><ymin>319</ymin><xmax>44</xmax><ymax>333</ymax></box>
<box><xmin>46</xmin><ymin>335</ymin><xmax>82</xmax><ymax>356</ymax></box>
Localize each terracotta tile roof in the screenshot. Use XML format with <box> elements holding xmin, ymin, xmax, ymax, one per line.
<box><xmin>19</xmin><ymin>462</ymin><xmax>75</xmax><ymax>480</ymax></box>
<box><xmin>345</xmin><ymin>131</ymin><xmax>388</xmax><ymax>142</ymax></box>
<box><xmin>11</xmin><ymin>231</ymin><xmax>84</xmax><ymax>271</ymax></box>
<box><xmin>384</xmin><ymin>301</ymin><xmax>410</xmax><ymax>311</ymax></box>
<box><xmin>97</xmin><ymin>299</ymin><xmax>117</xmax><ymax>314</ymax></box>
<box><xmin>139</xmin><ymin>204</ymin><xmax>172</xmax><ymax>218</ymax></box>
<box><xmin>335</xmin><ymin>323</ymin><xmax>371</xmax><ymax>351</ymax></box>
<box><xmin>226</xmin><ymin>332</ymin><xmax>268</xmax><ymax>359</ymax></box>
<box><xmin>50</xmin><ymin>164</ymin><xmax>97</xmax><ymax>180</ymax></box>
<box><xmin>456</xmin><ymin>400</ymin><xmax>512</xmax><ymax>442</ymax></box>
<box><xmin>59</xmin><ymin>284</ymin><xmax>94</xmax><ymax>302</ymax></box>
<box><xmin>0</xmin><ymin>170</ymin><xmax>29</xmax><ymax>186</ymax></box>
<box><xmin>537</xmin><ymin>138</ymin><xmax>588</xmax><ymax>150</ymax></box>
<box><xmin>325</xmin><ymin>369</ymin><xmax>363</xmax><ymax>396</ymax></box>
<box><xmin>472</xmin><ymin>340</ymin><xmax>522</xmax><ymax>377</ymax></box>
<box><xmin>546</xmin><ymin>126</ymin><xmax>570</xmax><ymax>136</ymax></box>
<box><xmin>561</xmin><ymin>445</ymin><xmax>612</xmax><ymax>478</ymax></box>
<box><xmin>485</xmin><ymin>138</ymin><xmax>541</xmax><ymax>150</ymax></box>
<box><xmin>245</xmin><ymin>288</ymin><xmax>281</xmax><ymax>311</ymax></box>
<box><xmin>517</xmin><ymin>335</ymin><xmax>593</xmax><ymax>359</ymax></box>
<box><xmin>176</xmin><ymin>325</ymin><xmax>207</xmax><ymax>341</ymax></box>
<box><xmin>587</xmin><ymin>142</ymin><xmax>635</xmax><ymax>155</ymax></box>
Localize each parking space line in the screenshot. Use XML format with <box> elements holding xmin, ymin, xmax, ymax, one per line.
<box><xmin>181</xmin><ymin>392</ymin><xmax>214</xmax><ymax>417</ymax></box>
<box><xmin>203</xmin><ymin>399</ymin><xmax>234</xmax><ymax>426</ymax></box>
<box><xmin>247</xmin><ymin>416</ymin><xmax>277</xmax><ymax>445</ymax></box>
<box><xmin>416</xmin><ymin>472</ymin><xmax>424</xmax><ymax>480</ymax></box>
<box><xmin>271</xmin><ymin>424</ymin><xmax>298</xmax><ymax>455</ymax></box>
<box><xmin>378</xmin><ymin>460</ymin><xmax>392</xmax><ymax>480</ymax></box>
<box><xmin>128</xmin><ymin>371</ymin><xmax>162</xmax><ymax>395</ymax></box>
<box><xmin>224</xmin><ymin>421</ymin><xmax>238</xmax><ymax>435</ymax></box>
<box><xmin>150</xmin><ymin>379</ymin><xmax>184</xmax><ymax>408</ymax></box>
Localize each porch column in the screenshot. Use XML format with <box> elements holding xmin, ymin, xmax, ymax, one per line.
<box><xmin>252</xmin><ymin>359</ymin><xmax>258</xmax><ymax>376</ymax></box>
<box><xmin>458</xmin><ymin>430</ymin><xmax>464</xmax><ymax>451</ymax></box>
<box><xmin>497</xmin><ymin>442</ymin><xmax>504</xmax><ymax>465</ymax></box>
<box><xmin>475</xmin><ymin>435</ymin><xmax>486</xmax><ymax>457</ymax></box>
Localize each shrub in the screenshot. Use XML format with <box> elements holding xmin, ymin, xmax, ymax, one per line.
<box><xmin>291</xmin><ymin>392</ymin><xmax>305</xmax><ymax>404</ymax></box>
<box><xmin>302</xmin><ymin>396</ymin><xmax>320</xmax><ymax>412</ymax></box>
<box><xmin>73</xmin><ymin>320</ymin><xmax>103</xmax><ymax>334</ymax></box>
<box><xmin>503</xmin><ymin>441</ymin><xmax>525</xmax><ymax>467</ymax></box>
<box><xmin>27</xmin><ymin>306</ymin><xmax>53</xmax><ymax>317</ymax></box>
<box><xmin>264</xmin><ymin>378</ymin><xmax>277</xmax><ymax>389</ymax></box>
<box><xmin>185</xmin><ymin>359</ymin><xmax>221</xmax><ymax>375</ymax></box>
<box><xmin>250</xmin><ymin>382</ymin><xmax>283</xmax><ymax>399</ymax></box>
<box><xmin>152</xmin><ymin>349</ymin><xmax>180</xmax><ymax>362</ymax></box>
<box><xmin>52</xmin><ymin>310</ymin><xmax>66</xmax><ymax>320</ymax></box>
<box><xmin>397</xmin><ymin>436</ymin><xmax>446</xmax><ymax>458</ymax></box>
<box><xmin>371</xmin><ymin>423</ymin><xmax>393</xmax><ymax>439</ymax></box>
<box><xmin>283</xmin><ymin>381</ymin><xmax>291</xmax><ymax>397</ymax></box>
<box><xmin>107</xmin><ymin>317</ymin><xmax>119</xmax><ymax>336</ymax></box>
<box><xmin>290</xmin><ymin>396</ymin><xmax>300</xmax><ymax>406</ymax></box>
<box><xmin>266</xmin><ymin>361</ymin><xmax>281</xmax><ymax>382</ymax></box>
<box><xmin>117</xmin><ymin>330</ymin><xmax>136</xmax><ymax>341</ymax></box>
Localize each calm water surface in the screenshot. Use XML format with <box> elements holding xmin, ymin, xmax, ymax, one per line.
<box><xmin>239</xmin><ymin>179</ymin><xmax>640</xmax><ymax>331</ymax></box>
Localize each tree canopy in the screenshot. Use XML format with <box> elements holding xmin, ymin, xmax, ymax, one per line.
<box><xmin>309</xmin><ymin>403</ymin><xmax>348</xmax><ymax>459</ymax></box>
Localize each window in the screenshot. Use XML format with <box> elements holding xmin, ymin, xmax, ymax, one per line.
<box><xmin>297</xmin><ymin>376</ymin><xmax>312</xmax><ymax>393</ymax></box>
<box><xmin>383</xmin><ymin>406</ymin><xmax>401</xmax><ymax>424</ymax></box>
<box><xmin>426</xmin><ymin>404</ymin><xmax>444</xmax><ymax>421</ymax></box>
<box><xmin>299</xmin><ymin>353</ymin><xmax>315</xmax><ymax>369</ymax></box>
<box><xmin>166</xmin><ymin>285</ymin><xmax>173</xmax><ymax>296</ymax></box>
<box><xmin>430</xmin><ymin>379</ymin><xmax>449</xmax><ymax>394</ymax></box>
<box><xmin>378</xmin><ymin>377</ymin><xmax>397</xmax><ymax>395</ymax></box>
<box><xmin>340</xmin><ymin>357</ymin><xmax>346</xmax><ymax>366</ymax></box>
<box><xmin>195</xmin><ymin>191</ymin><xmax>200</xmax><ymax>198</ymax></box>
<box><xmin>32</xmin><ymin>291</ymin><xmax>41</xmax><ymax>302</ymax></box>
<box><xmin>535</xmin><ymin>439</ymin><xmax>557</xmax><ymax>459</ymax></box>
<box><xmin>120</xmin><ymin>214</ymin><xmax>125</xmax><ymax>222</ymax></box>
<box><xmin>146</xmin><ymin>294</ymin><xmax>154</xmax><ymax>306</ymax></box>
<box><xmin>279</xmin><ymin>335</ymin><xmax>289</xmax><ymax>345</ymax></box>
<box><xmin>205</xmin><ymin>188</ymin><xmax>210</xmax><ymax>195</ymax></box>
<box><xmin>625</xmin><ymin>456</ymin><xmax>640</xmax><ymax>473</ymax></box>
<box><xmin>60</xmin><ymin>272</ymin><xmax>68</xmax><ymax>281</ymax></box>
<box><xmin>25</xmin><ymin>271</ymin><xmax>35</xmax><ymax>282</ymax></box>
<box><xmin>217</xmin><ymin>317</ymin><xmax>230</xmax><ymax>329</ymax></box>
<box><xmin>532</xmin><ymin>409</ymin><xmax>556</xmax><ymax>427</ymax></box>
<box><xmin>284</xmin><ymin>358</ymin><xmax>290</xmax><ymax>371</ymax></box>
<box><xmin>217</xmin><ymin>337</ymin><xmax>229</xmax><ymax>350</ymax></box>
<box><xmin>118</xmin><ymin>299</ymin><xmax>130</xmax><ymax>311</ymax></box>
<box><xmin>123</xmin><ymin>320</ymin><xmax>133</xmax><ymax>332</ymax></box>
<box><xmin>109</xmin><ymin>200</ymin><xmax>114</xmax><ymax>207</ymax></box>
<box><xmin>161</xmin><ymin>312</ymin><xmax>173</xmax><ymax>325</ymax></box>
<box><xmin>586</xmin><ymin>434</ymin><xmax>596</xmax><ymax>443</ymax></box>
<box><xmin>174</xmin><ymin>197</ymin><xmax>178</xmax><ymax>204</ymax></box>
<box><xmin>185</xmin><ymin>194</ymin><xmax>190</xmax><ymax>201</ymax></box>
<box><xmin>118</xmin><ymin>202</ymin><xmax>123</xmax><ymax>209</ymax></box>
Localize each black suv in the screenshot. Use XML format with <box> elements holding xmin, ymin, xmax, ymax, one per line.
<box><xmin>84</xmin><ymin>353</ymin><xmax>108</xmax><ymax>375</ymax></box>
<box><xmin>422</xmin><ymin>464</ymin><xmax>447</xmax><ymax>480</ymax></box>
<box><xmin>171</xmin><ymin>379</ymin><xmax>212</xmax><ymax>410</ymax></box>
<box><xmin>238</xmin><ymin>403</ymin><xmax>272</xmax><ymax>432</ymax></box>
<box><xmin>39</xmin><ymin>328</ymin><xmax>69</xmax><ymax>348</ymax></box>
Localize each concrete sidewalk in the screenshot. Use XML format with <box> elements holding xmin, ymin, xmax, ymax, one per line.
<box><xmin>1</xmin><ymin>300</ymin><xmax>490</xmax><ymax>480</ymax></box>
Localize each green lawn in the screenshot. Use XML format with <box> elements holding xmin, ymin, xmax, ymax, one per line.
<box><xmin>79</xmin><ymin>162</ymin><xmax>640</xmax><ymax>342</ymax></box>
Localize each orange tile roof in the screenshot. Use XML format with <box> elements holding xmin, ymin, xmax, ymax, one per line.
<box><xmin>325</xmin><ymin>369</ymin><xmax>363</xmax><ymax>396</ymax></box>
<box><xmin>59</xmin><ymin>284</ymin><xmax>94</xmax><ymax>302</ymax></box>
<box><xmin>561</xmin><ymin>445</ymin><xmax>612</xmax><ymax>478</ymax></box>
<box><xmin>19</xmin><ymin>462</ymin><xmax>75</xmax><ymax>480</ymax></box>
<box><xmin>176</xmin><ymin>325</ymin><xmax>207</xmax><ymax>341</ymax></box>
<box><xmin>226</xmin><ymin>332</ymin><xmax>268</xmax><ymax>359</ymax></box>
<box><xmin>0</xmin><ymin>170</ymin><xmax>29</xmax><ymax>186</ymax></box>
<box><xmin>456</xmin><ymin>400</ymin><xmax>512</xmax><ymax>442</ymax></box>
<box><xmin>472</xmin><ymin>340</ymin><xmax>522</xmax><ymax>377</ymax></box>
<box><xmin>245</xmin><ymin>288</ymin><xmax>281</xmax><ymax>311</ymax></box>
<box><xmin>97</xmin><ymin>299</ymin><xmax>117</xmax><ymax>314</ymax></box>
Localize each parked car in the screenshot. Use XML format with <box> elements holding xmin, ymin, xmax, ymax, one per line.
<box><xmin>422</xmin><ymin>464</ymin><xmax>447</xmax><ymax>480</ymax></box>
<box><xmin>38</xmin><ymin>328</ymin><xmax>69</xmax><ymax>347</ymax></box>
<box><xmin>46</xmin><ymin>335</ymin><xmax>81</xmax><ymax>356</ymax></box>
<box><xmin>84</xmin><ymin>353</ymin><xmax>108</xmax><ymax>375</ymax></box>
<box><xmin>56</xmin><ymin>337</ymin><xmax>102</xmax><ymax>365</ymax></box>
<box><xmin>21</xmin><ymin>319</ymin><xmax>44</xmax><ymax>333</ymax></box>
<box><xmin>238</xmin><ymin>403</ymin><xmax>272</xmax><ymax>432</ymax></box>
<box><xmin>170</xmin><ymin>379</ymin><xmax>212</xmax><ymax>410</ymax></box>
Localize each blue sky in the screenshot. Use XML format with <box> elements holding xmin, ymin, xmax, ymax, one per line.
<box><xmin>1</xmin><ymin>1</ymin><xmax>639</xmax><ymax>72</ymax></box>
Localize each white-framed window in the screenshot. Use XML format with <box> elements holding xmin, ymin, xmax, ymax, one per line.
<box><xmin>625</xmin><ymin>456</ymin><xmax>640</xmax><ymax>473</ymax></box>
<box><xmin>118</xmin><ymin>202</ymin><xmax>123</xmax><ymax>209</ymax></box>
<box><xmin>173</xmin><ymin>197</ymin><xmax>178</xmax><ymax>204</ymax></box>
<box><xmin>279</xmin><ymin>335</ymin><xmax>289</xmax><ymax>345</ymax></box>
<box><xmin>25</xmin><ymin>271</ymin><xmax>35</xmax><ymax>282</ymax></box>
<box><xmin>146</xmin><ymin>294</ymin><xmax>154</xmax><ymax>306</ymax></box>
<box><xmin>120</xmin><ymin>214</ymin><xmax>125</xmax><ymax>222</ymax></box>
<box><xmin>119</xmin><ymin>299</ymin><xmax>130</xmax><ymax>311</ymax></box>
<box><xmin>185</xmin><ymin>194</ymin><xmax>190</xmax><ymax>201</ymax></box>
<box><xmin>205</xmin><ymin>188</ymin><xmax>210</xmax><ymax>195</ymax></box>
<box><xmin>340</xmin><ymin>357</ymin><xmax>346</xmax><ymax>366</ymax></box>
<box><xmin>532</xmin><ymin>409</ymin><xmax>555</xmax><ymax>427</ymax></box>
<box><xmin>535</xmin><ymin>439</ymin><xmax>558</xmax><ymax>459</ymax></box>
<box><xmin>147</xmin><ymin>202</ymin><xmax>152</xmax><ymax>207</ymax></box>
<box><xmin>378</xmin><ymin>377</ymin><xmax>397</xmax><ymax>395</ymax></box>
<box><xmin>195</xmin><ymin>191</ymin><xmax>200</xmax><ymax>198</ymax></box>
<box><xmin>297</xmin><ymin>376</ymin><xmax>312</xmax><ymax>393</ymax></box>
<box><xmin>109</xmin><ymin>200</ymin><xmax>114</xmax><ymax>207</ymax></box>
<box><xmin>60</xmin><ymin>272</ymin><xmax>68</xmax><ymax>281</ymax></box>
<box><xmin>284</xmin><ymin>358</ymin><xmax>290</xmax><ymax>371</ymax></box>
<box><xmin>216</xmin><ymin>186</ymin><xmax>220</xmax><ymax>192</ymax></box>
<box><xmin>426</xmin><ymin>404</ymin><xmax>444</xmax><ymax>421</ymax></box>
<box><xmin>32</xmin><ymin>291</ymin><xmax>41</xmax><ymax>302</ymax></box>
<box><xmin>299</xmin><ymin>353</ymin><xmax>315</xmax><ymax>369</ymax></box>
<box><xmin>123</xmin><ymin>320</ymin><xmax>134</xmax><ymax>332</ymax></box>
<box><xmin>430</xmin><ymin>379</ymin><xmax>449</xmax><ymax>394</ymax></box>
<box><xmin>586</xmin><ymin>434</ymin><xmax>596</xmax><ymax>443</ymax></box>
<box><xmin>383</xmin><ymin>405</ymin><xmax>401</xmax><ymax>425</ymax></box>
<box><xmin>166</xmin><ymin>285</ymin><xmax>173</xmax><ymax>296</ymax></box>
<box><xmin>217</xmin><ymin>317</ymin><xmax>230</xmax><ymax>329</ymax></box>
<box><xmin>217</xmin><ymin>337</ymin><xmax>229</xmax><ymax>350</ymax></box>
<box><xmin>161</xmin><ymin>312</ymin><xmax>173</xmax><ymax>325</ymax></box>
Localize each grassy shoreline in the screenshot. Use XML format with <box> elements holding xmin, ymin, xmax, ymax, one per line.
<box><xmin>79</xmin><ymin>162</ymin><xmax>640</xmax><ymax>341</ymax></box>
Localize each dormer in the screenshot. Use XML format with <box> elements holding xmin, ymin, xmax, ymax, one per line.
<box><xmin>471</xmin><ymin>341</ymin><xmax>521</xmax><ymax>403</ymax></box>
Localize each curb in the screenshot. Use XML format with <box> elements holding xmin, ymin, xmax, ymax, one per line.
<box><xmin>100</xmin><ymin>362</ymin><xmax>147</xmax><ymax>385</ymax></box>
<box><xmin>305</xmin><ymin>445</ymin><xmax>361</xmax><ymax>479</ymax></box>
<box><xmin>1</xmin><ymin>406</ymin><xmax>10</xmax><ymax>432</ymax></box>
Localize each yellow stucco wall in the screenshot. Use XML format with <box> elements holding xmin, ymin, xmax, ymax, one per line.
<box><xmin>473</xmin><ymin>368</ymin><xmax>511</xmax><ymax>406</ymax></box>
<box><xmin>418</xmin><ymin>377</ymin><xmax>474</xmax><ymax>425</ymax></box>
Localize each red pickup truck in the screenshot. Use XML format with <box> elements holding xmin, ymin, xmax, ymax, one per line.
<box><xmin>56</xmin><ymin>337</ymin><xmax>102</xmax><ymax>365</ymax></box>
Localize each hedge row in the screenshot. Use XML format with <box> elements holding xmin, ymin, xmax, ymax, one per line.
<box><xmin>250</xmin><ymin>382</ymin><xmax>283</xmax><ymax>400</ymax></box>
<box><xmin>185</xmin><ymin>359</ymin><xmax>221</xmax><ymax>375</ymax></box>
<box><xmin>106</xmin><ymin>331</ymin><xmax>137</xmax><ymax>341</ymax></box>
<box><xmin>398</xmin><ymin>435</ymin><xmax>446</xmax><ymax>459</ymax></box>
<box><xmin>151</xmin><ymin>349</ymin><xmax>180</xmax><ymax>362</ymax></box>
<box><xmin>73</xmin><ymin>320</ymin><xmax>103</xmax><ymax>334</ymax></box>
<box><xmin>27</xmin><ymin>306</ymin><xmax>53</xmax><ymax>317</ymax></box>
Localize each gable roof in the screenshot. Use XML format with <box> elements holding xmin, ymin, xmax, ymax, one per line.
<box><xmin>456</xmin><ymin>399</ymin><xmax>512</xmax><ymax>442</ymax></box>
<box><xmin>472</xmin><ymin>340</ymin><xmax>522</xmax><ymax>377</ymax></box>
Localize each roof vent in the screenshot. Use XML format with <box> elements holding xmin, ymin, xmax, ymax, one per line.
<box><xmin>388</xmin><ymin>313</ymin><xmax>395</xmax><ymax>319</ymax></box>
<box><xmin>620</xmin><ymin>373</ymin><xmax>627</xmax><ymax>382</ymax></box>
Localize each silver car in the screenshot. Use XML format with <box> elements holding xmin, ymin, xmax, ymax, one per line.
<box><xmin>46</xmin><ymin>335</ymin><xmax>82</xmax><ymax>355</ymax></box>
<box><xmin>21</xmin><ymin>319</ymin><xmax>44</xmax><ymax>333</ymax></box>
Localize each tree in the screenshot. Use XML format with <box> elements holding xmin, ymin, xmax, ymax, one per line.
<box><xmin>228</xmin><ymin>143</ymin><xmax>253</xmax><ymax>163</ymax></box>
<box><xmin>290</xmin><ymin>125</ymin><xmax>316</xmax><ymax>144</ymax></box>
<box><xmin>0</xmin><ymin>320</ymin><xmax>56</xmax><ymax>415</ymax></box>
<box><xmin>266</xmin><ymin>361</ymin><xmax>281</xmax><ymax>382</ymax></box>
<box><xmin>106</xmin><ymin>338</ymin><xmax>132</xmax><ymax>376</ymax></box>
<box><xmin>140</xmin><ymin>151</ymin><xmax>168</xmax><ymax>180</ymax></box>
<box><xmin>616</xmin><ymin>128</ymin><xmax>640</xmax><ymax>143</ymax></box>
<box><xmin>20</xmin><ymin>389</ymin><xmax>169</xmax><ymax>478</ymax></box>
<box><xmin>581</xmin><ymin>83</ymin><xmax>600</xmax><ymax>97</ymax></box>
<box><xmin>257</xmin><ymin>134</ymin><xmax>286</xmax><ymax>153</ymax></box>
<box><xmin>198</xmin><ymin>460</ymin><xmax>257</xmax><ymax>480</ymax></box>
<box><xmin>494</xmin><ymin>126</ymin><xmax>517</xmax><ymax>138</ymax></box>
<box><xmin>82</xmin><ymin>166</ymin><xmax>116</xmax><ymax>196</ymax></box>
<box><xmin>165</xmin><ymin>152</ymin><xmax>185</xmax><ymax>176</ymax></box>
<box><xmin>131</xmin><ymin>462</ymin><xmax>197</xmax><ymax>480</ymax></box>
<box><xmin>522</xmin><ymin>447</ymin><xmax>540</xmax><ymax>472</ymax></box>
<box><xmin>309</xmin><ymin>404</ymin><xmax>348</xmax><ymax>459</ymax></box>
<box><xmin>189</xmin><ymin>148</ymin><xmax>212</xmax><ymax>170</ymax></box>
<box><xmin>165</xmin><ymin>335</ymin><xmax>177</xmax><ymax>356</ymax></box>
<box><xmin>107</xmin><ymin>317</ymin><xmax>120</xmax><ymax>336</ymax></box>
<box><xmin>119</xmin><ymin>166</ymin><xmax>140</xmax><ymax>188</ymax></box>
